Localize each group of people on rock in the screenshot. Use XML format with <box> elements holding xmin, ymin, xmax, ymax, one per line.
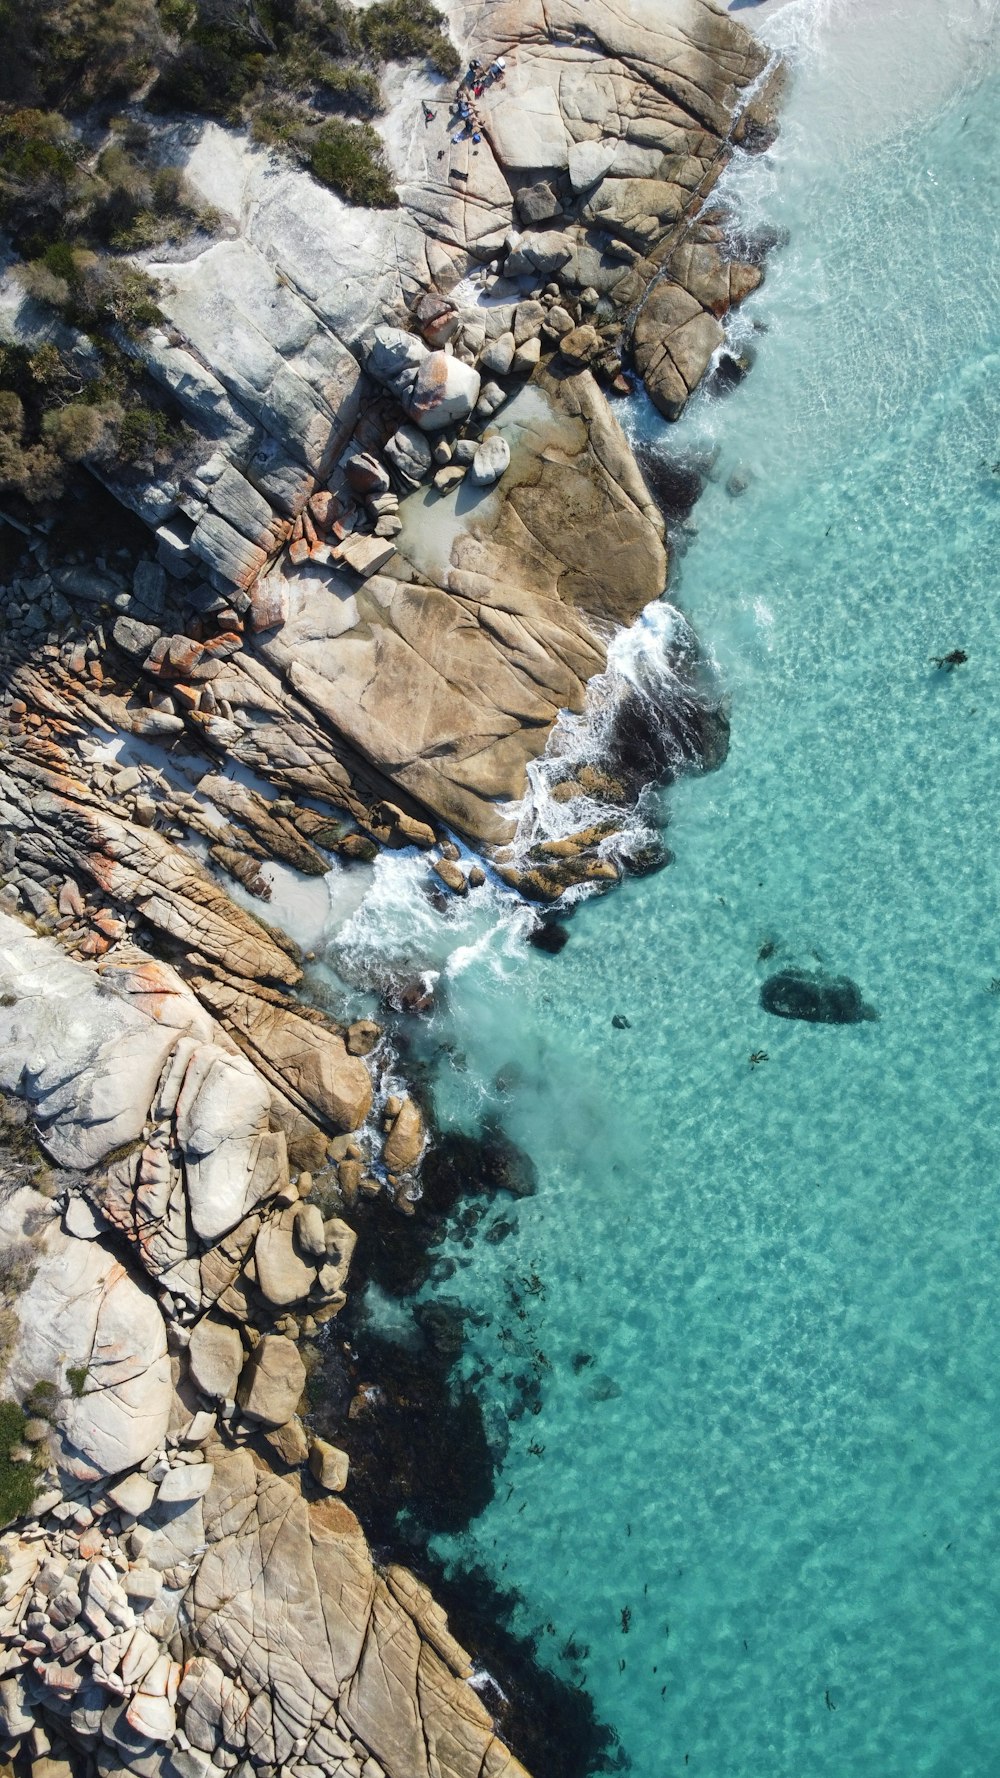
<box><xmin>422</xmin><ymin>52</ymin><xmax>508</xmax><ymax>146</ymax></box>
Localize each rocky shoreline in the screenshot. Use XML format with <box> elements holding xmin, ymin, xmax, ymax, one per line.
<box><xmin>0</xmin><ymin>3</ymin><xmax>782</xmax><ymax>1774</ymax></box>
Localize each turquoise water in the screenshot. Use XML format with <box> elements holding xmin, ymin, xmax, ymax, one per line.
<box><xmin>321</xmin><ymin>2</ymin><xmax>1000</xmax><ymax>1771</ymax></box>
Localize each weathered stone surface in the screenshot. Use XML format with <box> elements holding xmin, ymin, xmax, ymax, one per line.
<box><xmin>188</xmin><ymin>977</ymin><xmax>372</xmax><ymax>1133</ymax></box>
<box><xmin>408</xmin><ymin>353</ymin><xmax>481</xmax><ymax>432</ymax></box>
<box><xmin>383</xmin><ymin>1099</ymin><xmax>425</xmax><ymax>1173</ymax></box>
<box><xmin>0</xmin><ymin>1185</ymin><xmax>171</xmax><ymax>1485</ymax></box>
<box><xmin>308</xmin><ymin>1439</ymin><xmax>349</xmax><ymax>1493</ymax></box>
<box><xmin>186</xmin><ymin>1450</ymin><xmax>528</xmax><ymax>1776</ymax></box>
<box><xmin>259</xmin><ymin>367</ymin><xmax>666</xmax><ymax>848</ymax></box>
<box><xmin>146</xmin><ymin>239</ymin><xmax>364</xmax><ymax>480</ymax></box>
<box><xmin>236</xmin><ymin>1335</ymin><xmax>306</xmax><ymax>1426</ymax></box>
<box><xmin>188</xmin><ymin>1317</ymin><xmax>244</xmax><ymax>1402</ymax></box>
<box><xmin>470</xmin><ymin>435</ymin><xmax>511</xmax><ymax>487</ymax></box>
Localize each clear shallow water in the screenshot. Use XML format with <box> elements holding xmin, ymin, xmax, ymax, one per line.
<box><xmin>317</xmin><ymin>2</ymin><xmax>1000</xmax><ymax>1771</ymax></box>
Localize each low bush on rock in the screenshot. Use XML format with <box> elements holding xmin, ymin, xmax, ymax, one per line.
<box><xmin>0</xmin><ymin>1401</ymin><xmax>39</xmax><ymax>1527</ymax></box>
<box><xmin>309</xmin><ymin>119</ymin><xmax>396</xmax><ymax>207</ymax></box>
<box><xmin>0</xmin><ymin>338</ymin><xmax>181</xmax><ymax>511</ymax></box>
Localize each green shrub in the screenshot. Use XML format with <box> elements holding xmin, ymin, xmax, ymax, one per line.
<box><xmin>16</xmin><ymin>259</ymin><xmax>70</xmax><ymax>309</ymax></box>
<box><xmin>43</xmin><ymin>400</ymin><xmax>123</xmax><ymax>464</ymax></box>
<box><xmin>0</xmin><ymin>1400</ymin><xmax>37</xmax><ymax>1527</ymax></box>
<box><xmin>41</xmin><ymin>239</ymin><xmax>77</xmax><ymax>282</ymax></box>
<box><xmin>150</xmin><ymin>36</ymin><xmax>265</xmax><ymax>117</ymax></box>
<box><xmin>0</xmin><ymin>108</ymin><xmax>78</xmax><ymax>182</ymax></box>
<box><xmin>65</xmin><ymin>1365</ymin><xmax>88</xmax><ymax>1398</ymax></box>
<box><xmin>24</xmin><ymin>1378</ymin><xmax>58</xmax><ymax>1418</ymax></box>
<box><xmin>309</xmin><ymin>119</ymin><xmax>397</xmax><ymax>208</ymax></box>
<box><xmin>357</xmin><ymin>0</ymin><xmax>459</xmax><ymax>79</ymax></box>
<box><xmin>117</xmin><ymin>404</ymin><xmax>174</xmax><ymax>461</ymax></box>
<box><xmin>159</xmin><ymin>0</ymin><xmax>197</xmax><ymax>33</ymax></box>
<box><xmin>313</xmin><ymin>60</ymin><xmax>383</xmax><ymax>118</ymax></box>
<box><xmin>0</xmin><ymin>390</ymin><xmax>65</xmax><ymax>503</ymax></box>
<box><xmin>250</xmin><ymin>96</ymin><xmax>303</xmax><ymax>150</ymax></box>
<box><xmin>74</xmin><ymin>261</ymin><xmax>163</xmax><ymax>334</ymax></box>
<box><xmin>0</xmin><ymin>0</ymin><xmax>164</xmax><ymax>108</ymax></box>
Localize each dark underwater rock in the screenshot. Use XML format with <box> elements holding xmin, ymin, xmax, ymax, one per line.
<box><xmin>760</xmin><ymin>967</ymin><xmax>878</xmax><ymax>1024</ymax></box>
<box><xmin>631</xmin><ymin>443</ymin><xmax>710</xmax><ymax>521</ymax></box>
<box><xmin>528</xmin><ymin>918</ymin><xmax>569</xmax><ymax>953</ymax></box>
<box><xmin>604</xmin><ymin>680</ymin><xmax>730</xmax><ymax>790</ymax></box>
<box><xmin>423</xmin><ymin>1124</ymin><xmax>539</xmax><ymax>1206</ymax></box>
<box><xmin>317</xmin><ymin>1326</ymin><xmax>495</xmax><ymax>1539</ymax></box>
<box><xmin>711</xmin><ymin>345</ymin><xmax>755</xmax><ymax>396</ymax></box>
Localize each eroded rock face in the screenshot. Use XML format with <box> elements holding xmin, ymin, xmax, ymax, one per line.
<box><xmin>235</xmin><ymin>1333</ymin><xmax>306</xmax><ymax>1425</ymax></box>
<box><xmin>0</xmin><ymin>0</ymin><xmax>774</xmax><ymax>887</ymax></box>
<box><xmin>0</xmin><ymin>4</ymin><xmax>783</xmax><ymax>1768</ymax></box>
<box><xmin>0</xmin><ymin>1187</ymin><xmax>171</xmax><ymax>1485</ymax></box>
<box><xmin>186</xmin><ymin>1451</ymin><xmax>529</xmax><ymax>1778</ymax></box>
<box><xmin>0</xmin><ymin>1447</ymin><xmax>530</xmax><ymax>1778</ymax></box>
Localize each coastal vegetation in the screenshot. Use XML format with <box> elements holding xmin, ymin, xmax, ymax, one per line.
<box><xmin>0</xmin><ymin>0</ymin><xmax>457</xmax><ymax>511</ymax></box>
<box><xmin>0</xmin><ymin>1401</ymin><xmax>39</xmax><ymax>1527</ymax></box>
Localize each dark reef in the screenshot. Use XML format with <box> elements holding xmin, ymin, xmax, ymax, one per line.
<box><xmin>760</xmin><ymin>966</ymin><xmax>878</xmax><ymax>1024</ymax></box>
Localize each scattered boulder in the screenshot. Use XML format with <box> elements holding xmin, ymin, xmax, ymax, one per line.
<box><xmin>308</xmin><ymin>1438</ymin><xmax>349</xmax><ymax>1493</ymax></box>
<box><xmin>364</xmin><ymin>324</ymin><xmax>429</xmax><ymax>397</ymax></box>
<box><xmin>432</xmin><ymin>857</ymin><xmax>467</xmax><ymax>894</ymax></box>
<box><xmin>408</xmin><ymin>352</ymin><xmax>481</xmax><ymax>431</ymax></box>
<box><xmin>156</xmin><ymin>1462</ymin><xmax>214</xmax><ymax>1505</ymax></box>
<box><xmin>559</xmin><ymin>325</ymin><xmax>601</xmax><ymax>367</ymax></box>
<box><xmin>511</xmin><ymin>335</ymin><xmax>542</xmax><ymax>376</ymax></box>
<box><xmin>567</xmin><ymin>138</ymin><xmax>616</xmax><ymax>193</ymax></box>
<box><xmin>113</xmin><ymin>616</ymin><xmax>161</xmax><ymax>659</ymax></box>
<box><xmin>254</xmin><ymin>1217</ymin><xmax>317</xmax><ymax>1307</ymax></box>
<box><xmin>236</xmin><ymin>1334</ymin><xmax>306</xmax><ymax>1426</ymax></box>
<box><xmin>475</xmin><ymin>380</ymin><xmax>506</xmax><ymax>419</ymax></box>
<box><xmin>384</xmin><ymin>423</ymin><xmax>432</xmax><ymax>487</ymax></box>
<box><xmin>294</xmin><ymin>1201</ymin><xmax>327</xmax><ymax>1259</ymax></box>
<box><xmin>346</xmin><ymin>1019</ymin><xmax>380</xmax><ymax>1057</ymax></box>
<box><xmin>470</xmin><ymin>436</ymin><xmax>511</xmax><ymax>488</ymax></box>
<box><xmin>345</xmin><ymin>452</ymin><xmax>390</xmax><ymax>496</ymax></box>
<box><xmin>108</xmin><ymin>1473</ymin><xmax>157</xmax><ymax>1518</ymax></box>
<box><xmin>383</xmin><ymin>1098</ymin><xmax>425</xmax><ymax>1172</ymax></box>
<box><xmin>338</xmin><ymin>533</ymin><xmax>396</xmax><ymax>578</ymax></box>
<box><xmin>434</xmin><ymin>465</ymin><xmax>466</xmax><ymax>493</ymax></box>
<box><xmin>760</xmin><ymin>968</ymin><xmax>878</xmax><ymax>1024</ymax></box>
<box><xmin>414</xmin><ymin>293</ymin><xmax>459</xmax><ymax>347</ymax></box>
<box><xmin>480</xmin><ymin>332</ymin><xmax>515</xmax><ymax>377</ymax></box>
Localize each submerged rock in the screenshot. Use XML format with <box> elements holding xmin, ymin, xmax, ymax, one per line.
<box><xmin>527</xmin><ymin>919</ymin><xmax>569</xmax><ymax>954</ymax></box>
<box><xmin>760</xmin><ymin>968</ymin><xmax>878</xmax><ymax>1024</ymax></box>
